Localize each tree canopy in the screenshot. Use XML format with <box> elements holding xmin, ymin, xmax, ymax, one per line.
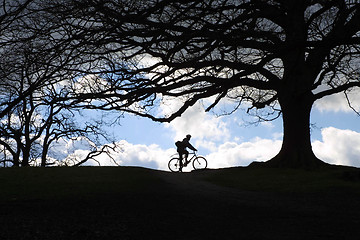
<box><xmin>60</xmin><ymin>0</ymin><xmax>360</xmax><ymax>168</ymax></box>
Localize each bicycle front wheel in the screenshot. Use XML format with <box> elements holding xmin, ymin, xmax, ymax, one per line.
<box><xmin>192</xmin><ymin>156</ymin><xmax>207</xmax><ymax>170</ymax></box>
<box><xmin>168</xmin><ymin>158</ymin><xmax>181</xmax><ymax>172</ymax></box>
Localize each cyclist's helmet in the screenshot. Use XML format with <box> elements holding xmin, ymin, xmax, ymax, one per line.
<box><xmin>186</xmin><ymin>134</ymin><xmax>191</xmax><ymax>139</ymax></box>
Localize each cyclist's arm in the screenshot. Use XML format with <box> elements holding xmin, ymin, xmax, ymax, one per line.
<box><xmin>183</xmin><ymin>139</ymin><xmax>197</xmax><ymax>151</ymax></box>
<box><xmin>188</xmin><ymin>143</ymin><xmax>197</xmax><ymax>152</ymax></box>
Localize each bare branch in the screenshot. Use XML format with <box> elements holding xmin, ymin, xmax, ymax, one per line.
<box><xmin>345</xmin><ymin>89</ymin><xmax>360</xmax><ymax>116</ymax></box>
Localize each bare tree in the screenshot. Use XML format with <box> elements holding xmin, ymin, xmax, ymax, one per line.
<box><xmin>0</xmin><ymin>0</ymin><xmax>121</xmax><ymax>167</ymax></box>
<box><xmin>0</xmin><ymin>73</ymin><xmax>121</xmax><ymax>167</ymax></box>
<box><xmin>52</xmin><ymin>0</ymin><xmax>360</xmax><ymax>168</ymax></box>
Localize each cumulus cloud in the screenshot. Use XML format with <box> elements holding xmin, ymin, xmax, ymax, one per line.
<box><xmin>314</xmin><ymin>89</ymin><xmax>360</xmax><ymax>113</ymax></box>
<box><xmin>160</xmin><ymin>98</ymin><xmax>231</xmax><ymax>150</ymax></box>
<box><xmin>313</xmin><ymin>127</ymin><xmax>360</xmax><ymax>167</ymax></box>
<box><xmin>113</xmin><ymin>141</ymin><xmax>174</xmax><ymax>170</ymax></box>
<box><xmin>85</xmin><ymin>140</ymin><xmax>175</xmax><ymax>170</ymax></box>
<box><xmin>78</xmin><ymin>136</ymin><xmax>282</xmax><ymax>171</ymax></box>
<box><xmin>205</xmin><ymin>138</ymin><xmax>282</xmax><ymax>168</ymax></box>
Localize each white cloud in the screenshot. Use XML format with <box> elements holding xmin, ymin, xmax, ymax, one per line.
<box><xmin>78</xmin><ymin>136</ymin><xmax>282</xmax><ymax>171</ymax></box>
<box><xmin>205</xmin><ymin>138</ymin><xmax>282</xmax><ymax>169</ymax></box>
<box><xmin>314</xmin><ymin>88</ymin><xmax>360</xmax><ymax>113</ymax></box>
<box><xmin>86</xmin><ymin>140</ymin><xmax>175</xmax><ymax>170</ymax></box>
<box><xmin>260</xmin><ymin>121</ymin><xmax>275</xmax><ymax>128</ymax></box>
<box><xmin>161</xmin><ymin>98</ymin><xmax>231</xmax><ymax>149</ymax></box>
<box><xmin>313</xmin><ymin>127</ymin><xmax>360</xmax><ymax>167</ymax></box>
<box><xmin>114</xmin><ymin>141</ymin><xmax>174</xmax><ymax>170</ymax></box>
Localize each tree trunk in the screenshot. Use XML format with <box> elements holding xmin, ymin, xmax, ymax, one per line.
<box><xmin>22</xmin><ymin>149</ymin><xmax>30</xmax><ymax>167</ymax></box>
<box><xmin>266</xmin><ymin>93</ymin><xmax>326</xmax><ymax>169</ymax></box>
<box><xmin>12</xmin><ymin>141</ymin><xmax>21</xmax><ymax>167</ymax></box>
<box><xmin>13</xmin><ymin>155</ymin><xmax>20</xmax><ymax>167</ymax></box>
<box><xmin>41</xmin><ymin>142</ymin><xmax>49</xmax><ymax>167</ymax></box>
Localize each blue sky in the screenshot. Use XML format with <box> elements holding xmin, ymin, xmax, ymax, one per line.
<box><xmin>77</xmin><ymin>90</ymin><xmax>360</xmax><ymax>171</ymax></box>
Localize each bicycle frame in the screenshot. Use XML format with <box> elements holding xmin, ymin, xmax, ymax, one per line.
<box><xmin>180</xmin><ymin>151</ymin><xmax>197</xmax><ymax>162</ymax></box>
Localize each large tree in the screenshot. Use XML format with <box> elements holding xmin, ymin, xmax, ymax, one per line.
<box><xmin>58</xmin><ymin>0</ymin><xmax>360</xmax><ymax>168</ymax></box>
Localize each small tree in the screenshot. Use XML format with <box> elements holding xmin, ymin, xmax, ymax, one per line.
<box><xmin>56</xmin><ymin>0</ymin><xmax>360</xmax><ymax>168</ymax></box>
<box><xmin>0</xmin><ymin>74</ymin><xmax>120</xmax><ymax>167</ymax></box>
<box><xmin>0</xmin><ymin>0</ymin><xmax>121</xmax><ymax>167</ymax></box>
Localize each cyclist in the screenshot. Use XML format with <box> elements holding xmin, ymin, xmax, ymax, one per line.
<box><xmin>175</xmin><ymin>134</ymin><xmax>197</xmax><ymax>172</ymax></box>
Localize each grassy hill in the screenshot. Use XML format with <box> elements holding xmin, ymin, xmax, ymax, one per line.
<box><xmin>0</xmin><ymin>166</ymin><xmax>360</xmax><ymax>239</ymax></box>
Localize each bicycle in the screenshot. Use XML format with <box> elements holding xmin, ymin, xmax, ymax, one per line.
<box><xmin>168</xmin><ymin>151</ymin><xmax>208</xmax><ymax>172</ymax></box>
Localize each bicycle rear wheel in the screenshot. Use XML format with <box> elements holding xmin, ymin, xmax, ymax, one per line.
<box><xmin>192</xmin><ymin>156</ymin><xmax>207</xmax><ymax>170</ymax></box>
<box><xmin>168</xmin><ymin>158</ymin><xmax>181</xmax><ymax>172</ymax></box>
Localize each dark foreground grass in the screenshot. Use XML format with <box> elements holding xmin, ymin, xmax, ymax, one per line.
<box><xmin>0</xmin><ymin>166</ymin><xmax>360</xmax><ymax>240</ymax></box>
<box><xmin>0</xmin><ymin>167</ymin><xmax>170</xmax><ymax>240</ymax></box>
<box><xmin>204</xmin><ymin>165</ymin><xmax>360</xmax><ymax>194</ymax></box>
<box><xmin>0</xmin><ymin>167</ymin><xmax>163</xmax><ymax>201</ymax></box>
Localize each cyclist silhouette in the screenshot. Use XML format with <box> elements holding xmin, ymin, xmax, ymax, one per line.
<box><xmin>175</xmin><ymin>134</ymin><xmax>197</xmax><ymax>172</ymax></box>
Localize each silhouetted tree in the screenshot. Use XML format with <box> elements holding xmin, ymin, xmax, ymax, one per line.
<box><xmin>0</xmin><ymin>0</ymin><xmax>121</xmax><ymax>167</ymax></box>
<box><xmin>55</xmin><ymin>0</ymin><xmax>360</xmax><ymax>168</ymax></box>
<box><xmin>0</xmin><ymin>65</ymin><xmax>120</xmax><ymax>167</ymax></box>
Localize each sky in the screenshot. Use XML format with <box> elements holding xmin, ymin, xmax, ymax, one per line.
<box><xmin>67</xmin><ymin>88</ymin><xmax>360</xmax><ymax>171</ymax></box>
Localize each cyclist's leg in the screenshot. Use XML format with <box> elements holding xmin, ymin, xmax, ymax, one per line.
<box><xmin>177</xmin><ymin>150</ymin><xmax>183</xmax><ymax>171</ymax></box>
<box><xmin>184</xmin><ymin>149</ymin><xmax>189</xmax><ymax>163</ymax></box>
